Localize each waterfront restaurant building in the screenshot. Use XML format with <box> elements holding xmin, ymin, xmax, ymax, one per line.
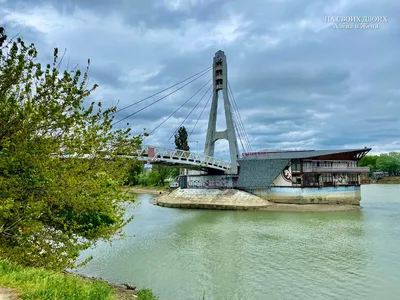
<box><xmin>183</xmin><ymin>148</ymin><xmax>371</xmax><ymax>205</ymax></box>
<box><xmin>236</xmin><ymin>148</ymin><xmax>371</xmax><ymax>205</ymax></box>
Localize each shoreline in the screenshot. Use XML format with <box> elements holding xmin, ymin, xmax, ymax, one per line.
<box><xmin>121</xmin><ymin>186</ymin><xmax>171</xmax><ymax>195</ymax></box>
<box><xmin>156</xmin><ymin>189</ymin><xmax>361</xmax><ymax>212</ymax></box>
<box><xmin>123</xmin><ymin>187</ymin><xmax>363</xmax><ymax>212</ymax></box>
<box><xmin>156</xmin><ymin>201</ymin><xmax>361</xmax><ymax>212</ymax></box>
<box><xmin>62</xmin><ymin>270</ymin><xmax>138</xmax><ymax>299</ymax></box>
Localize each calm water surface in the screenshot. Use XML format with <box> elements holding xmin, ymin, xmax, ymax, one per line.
<box><xmin>76</xmin><ymin>185</ymin><xmax>400</xmax><ymax>300</ymax></box>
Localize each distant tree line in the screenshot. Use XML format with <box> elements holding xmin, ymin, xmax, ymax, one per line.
<box><xmin>125</xmin><ymin>163</ymin><xmax>180</xmax><ymax>187</ymax></box>
<box><xmin>359</xmin><ymin>152</ymin><xmax>400</xmax><ymax>176</ymax></box>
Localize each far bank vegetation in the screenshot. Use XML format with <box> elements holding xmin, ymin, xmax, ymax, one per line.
<box><xmin>360</xmin><ymin>152</ymin><xmax>400</xmax><ymax>183</ymax></box>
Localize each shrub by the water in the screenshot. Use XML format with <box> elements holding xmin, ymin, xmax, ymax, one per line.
<box><xmin>0</xmin><ymin>27</ymin><xmax>141</xmax><ymax>270</ymax></box>
<box><xmin>137</xmin><ymin>288</ymin><xmax>160</xmax><ymax>300</ymax></box>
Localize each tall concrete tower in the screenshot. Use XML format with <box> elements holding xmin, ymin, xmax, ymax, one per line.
<box><xmin>204</xmin><ymin>50</ymin><xmax>239</xmax><ymax>174</ymax></box>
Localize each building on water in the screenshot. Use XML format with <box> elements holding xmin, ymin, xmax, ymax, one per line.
<box><xmin>181</xmin><ymin>148</ymin><xmax>371</xmax><ymax>205</ymax></box>
<box><xmin>236</xmin><ymin>148</ymin><xmax>371</xmax><ymax>204</ymax></box>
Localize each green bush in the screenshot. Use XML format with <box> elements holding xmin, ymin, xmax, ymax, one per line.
<box><xmin>137</xmin><ymin>288</ymin><xmax>160</xmax><ymax>300</ymax></box>
<box><xmin>0</xmin><ymin>27</ymin><xmax>139</xmax><ymax>270</ymax></box>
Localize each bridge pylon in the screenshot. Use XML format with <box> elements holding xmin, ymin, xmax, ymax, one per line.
<box><xmin>204</xmin><ymin>50</ymin><xmax>239</xmax><ymax>174</ymax></box>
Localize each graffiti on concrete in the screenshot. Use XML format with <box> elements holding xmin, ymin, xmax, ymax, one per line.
<box><xmin>206</xmin><ymin>179</ymin><xmax>229</xmax><ymax>187</ymax></box>
<box><xmin>187</xmin><ymin>177</ymin><xmax>232</xmax><ymax>188</ymax></box>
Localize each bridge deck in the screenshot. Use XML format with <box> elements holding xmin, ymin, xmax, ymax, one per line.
<box><xmin>127</xmin><ymin>145</ymin><xmax>231</xmax><ymax>172</ymax></box>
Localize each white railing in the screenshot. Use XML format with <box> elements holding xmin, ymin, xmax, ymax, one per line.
<box><xmin>124</xmin><ymin>145</ymin><xmax>231</xmax><ymax>172</ymax></box>
<box><xmin>57</xmin><ymin>145</ymin><xmax>232</xmax><ymax>172</ymax></box>
<box><xmin>303</xmin><ymin>166</ymin><xmax>370</xmax><ymax>173</ymax></box>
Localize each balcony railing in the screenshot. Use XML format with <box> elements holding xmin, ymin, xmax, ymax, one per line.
<box><xmin>303</xmin><ymin>167</ymin><xmax>370</xmax><ymax>173</ymax></box>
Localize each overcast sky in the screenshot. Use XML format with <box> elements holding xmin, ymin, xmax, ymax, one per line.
<box><xmin>1</xmin><ymin>0</ymin><xmax>399</xmax><ymax>159</ymax></box>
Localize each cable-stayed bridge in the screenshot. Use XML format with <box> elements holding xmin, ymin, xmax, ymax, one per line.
<box><xmin>111</xmin><ymin>50</ymin><xmax>250</xmax><ymax>174</ymax></box>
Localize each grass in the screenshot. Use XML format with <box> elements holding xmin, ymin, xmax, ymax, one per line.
<box><xmin>0</xmin><ymin>259</ymin><xmax>159</xmax><ymax>300</ymax></box>
<box><xmin>137</xmin><ymin>288</ymin><xmax>160</xmax><ymax>300</ymax></box>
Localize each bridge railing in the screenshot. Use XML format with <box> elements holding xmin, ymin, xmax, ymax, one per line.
<box><xmin>131</xmin><ymin>145</ymin><xmax>231</xmax><ymax>171</ymax></box>
<box><xmin>58</xmin><ymin>145</ymin><xmax>232</xmax><ymax>172</ymax></box>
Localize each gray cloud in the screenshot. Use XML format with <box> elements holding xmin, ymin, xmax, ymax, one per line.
<box><xmin>1</xmin><ymin>0</ymin><xmax>399</xmax><ymax>158</ymax></box>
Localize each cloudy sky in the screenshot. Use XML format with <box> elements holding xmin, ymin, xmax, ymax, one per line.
<box><xmin>1</xmin><ymin>0</ymin><xmax>399</xmax><ymax>159</ymax></box>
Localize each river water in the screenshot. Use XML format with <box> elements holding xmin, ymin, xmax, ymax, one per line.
<box><xmin>75</xmin><ymin>185</ymin><xmax>400</xmax><ymax>300</ymax></box>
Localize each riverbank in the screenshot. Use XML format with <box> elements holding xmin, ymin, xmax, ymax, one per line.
<box><xmin>157</xmin><ymin>188</ymin><xmax>360</xmax><ymax>212</ymax></box>
<box><xmin>120</xmin><ymin>185</ymin><xmax>170</xmax><ymax>195</ymax></box>
<box><xmin>0</xmin><ymin>259</ymin><xmax>158</xmax><ymax>300</ymax></box>
<box><xmin>376</xmin><ymin>176</ymin><xmax>400</xmax><ymax>184</ymax></box>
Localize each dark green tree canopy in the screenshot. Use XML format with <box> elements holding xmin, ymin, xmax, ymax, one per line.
<box><xmin>376</xmin><ymin>152</ymin><xmax>400</xmax><ymax>175</ymax></box>
<box><xmin>360</xmin><ymin>152</ymin><xmax>400</xmax><ymax>176</ymax></box>
<box><xmin>174</xmin><ymin>126</ymin><xmax>189</xmax><ymax>151</ymax></box>
<box><xmin>0</xmin><ymin>27</ymin><xmax>139</xmax><ymax>270</ymax></box>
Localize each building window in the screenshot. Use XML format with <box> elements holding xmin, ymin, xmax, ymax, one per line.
<box><xmin>303</xmin><ymin>174</ymin><xmax>314</xmax><ymax>186</ymax></box>
<box><xmin>321</xmin><ymin>174</ymin><xmax>333</xmax><ymax>184</ymax></box>
<box><xmin>292</xmin><ymin>159</ymin><xmax>301</xmax><ymax>172</ymax></box>
<box><xmin>292</xmin><ymin>176</ymin><xmax>302</xmax><ymax>185</ymax></box>
<box><xmin>348</xmin><ymin>174</ymin><xmax>359</xmax><ymax>183</ymax></box>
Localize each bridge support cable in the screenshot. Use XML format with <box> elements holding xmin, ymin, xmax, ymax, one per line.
<box><xmin>229</xmin><ymin>92</ymin><xmax>251</xmax><ymax>153</ymax></box>
<box><xmin>230</xmin><ymin>103</ymin><xmax>248</xmax><ymax>154</ymax></box>
<box><xmin>168</xmin><ymin>84</ymin><xmax>213</xmax><ymax>141</ymax></box>
<box><xmin>228</xmin><ymin>81</ymin><xmax>252</xmax><ymax>153</ymax></box>
<box><xmin>230</xmin><ymin>96</ymin><xmax>249</xmax><ymax>154</ymax></box>
<box><xmin>233</xmin><ymin>115</ymin><xmax>247</xmax><ymax>154</ymax></box>
<box><xmin>226</xmin><ymin>85</ymin><xmax>249</xmax><ymax>153</ymax></box>
<box><xmin>189</xmin><ymin>92</ymin><xmax>213</xmax><ymax>138</ymax></box>
<box><xmin>143</xmin><ymin>78</ymin><xmax>213</xmax><ymax>139</ymax></box>
<box><xmin>112</xmin><ymin>69</ymin><xmax>211</xmax><ymax>127</ymax></box>
<box><xmin>112</xmin><ymin>66</ymin><xmax>212</xmax><ymax>115</ymax></box>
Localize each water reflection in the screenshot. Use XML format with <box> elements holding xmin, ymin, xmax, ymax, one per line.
<box><xmin>168</xmin><ymin>209</ymin><xmax>368</xmax><ymax>299</ymax></box>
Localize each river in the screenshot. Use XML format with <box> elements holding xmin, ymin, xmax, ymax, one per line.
<box><xmin>75</xmin><ymin>185</ymin><xmax>400</xmax><ymax>300</ymax></box>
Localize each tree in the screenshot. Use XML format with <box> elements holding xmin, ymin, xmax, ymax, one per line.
<box><xmin>0</xmin><ymin>28</ymin><xmax>140</xmax><ymax>270</ymax></box>
<box><xmin>152</xmin><ymin>165</ymin><xmax>171</xmax><ymax>186</ymax></box>
<box><xmin>147</xmin><ymin>171</ymin><xmax>161</xmax><ymax>186</ymax></box>
<box><xmin>174</xmin><ymin>126</ymin><xmax>189</xmax><ymax>151</ymax></box>
<box><xmin>125</xmin><ymin>161</ymin><xmax>144</xmax><ymax>185</ymax></box>
<box><xmin>170</xmin><ymin>167</ymin><xmax>180</xmax><ymax>178</ymax></box>
<box><xmin>376</xmin><ymin>153</ymin><xmax>400</xmax><ymax>176</ymax></box>
<box><xmin>359</xmin><ymin>155</ymin><xmax>379</xmax><ymax>172</ymax></box>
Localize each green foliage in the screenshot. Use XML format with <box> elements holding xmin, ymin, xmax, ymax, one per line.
<box><xmin>152</xmin><ymin>165</ymin><xmax>171</xmax><ymax>186</ymax></box>
<box><xmin>359</xmin><ymin>155</ymin><xmax>379</xmax><ymax>171</ymax></box>
<box><xmin>376</xmin><ymin>152</ymin><xmax>400</xmax><ymax>175</ymax></box>
<box><xmin>137</xmin><ymin>288</ymin><xmax>160</xmax><ymax>300</ymax></box>
<box><xmin>201</xmin><ymin>290</ymin><xmax>206</xmax><ymax>300</ymax></box>
<box><xmin>147</xmin><ymin>171</ymin><xmax>161</xmax><ymax>186</ymax></box>
<box><xmin>0</xmin><ymin>27</ymin><xmax>140</xmax><ymax>270</ymax></box>
<box><xmin>0</xmin><ymin>259</ymin><xmax>160</xmax><ymax>300</ymax></box>
<box><xmin>174</xmin><ymin>126</ymin><xmax>189</xmax><ymax>151</ymax></box>
<box><xmin>125</xmin><ymin>164</ymin><xmax>178</xmax><ymax>187</ymax></box>
<box><xmin>125</xmin><ymin>161</ymin><xmax>144</xmax><ymax>185</ymax></box>
<box><xmin>360</xmin><ymin>152</ymin><xmax>400</xmax><ymax>176</ymax></box>
<box><xmin>170</xmin><ymin>167</ymin><xmax>180</xmax><ymax>178</ymax></box>
<box><xmin>0</xmin><ymin>259</ymin><xmax>114</xmax><ymax>300</ymax></box>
